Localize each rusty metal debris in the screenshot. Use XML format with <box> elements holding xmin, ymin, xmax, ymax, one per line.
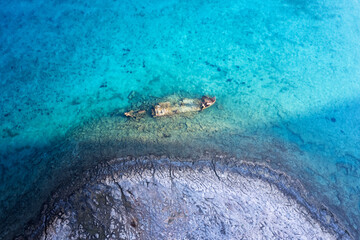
<box><xmin>124</xmin><ymin>110</ymin><xmax>146</xmax><ymax>119</ymax></box>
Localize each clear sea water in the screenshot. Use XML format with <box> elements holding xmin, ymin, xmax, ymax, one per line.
<box><xmin>1</xmin><ymin>0</ymin><xmax>360</xmax><ymax>238</ymax></box>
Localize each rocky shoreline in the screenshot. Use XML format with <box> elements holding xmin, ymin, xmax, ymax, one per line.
<box><xmin>19</xmin><ymin>156</ymin><xmax>352</xmax><ymax>239</ymax></box>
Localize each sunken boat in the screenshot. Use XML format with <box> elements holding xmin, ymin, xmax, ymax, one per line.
<box><xmin>125</xmin><ymin>95</ymin><xmax>216</xmax><ymax>118</ymax></box>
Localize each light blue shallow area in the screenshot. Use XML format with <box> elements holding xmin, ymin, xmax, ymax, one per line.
<box><xmin>1</xmin><ymin>0</ymin><xmax>360</xmax><ymax>238</ymax></box>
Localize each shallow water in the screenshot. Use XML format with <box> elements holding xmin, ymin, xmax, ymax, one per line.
<box><xmin>1</xmin><ymin>0</ymin><xmax>360</xmax><ymax>239</ymax></box>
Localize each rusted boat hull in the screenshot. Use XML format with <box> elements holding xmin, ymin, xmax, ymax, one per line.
<box><xmin>152</xmin><ymin>96</ymin><xmax>216</xmax><ymax>117</ymax></box>
<box><xmin>124</xmin><ymin>95</ymin><xmax>216</xmax><ymax>118</ymax></box>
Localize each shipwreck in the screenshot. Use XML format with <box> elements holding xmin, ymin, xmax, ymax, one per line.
<box><xmin>125</xmin><ymin>96</ymin><xmax>216</xmax><ymax>118</ymax></box>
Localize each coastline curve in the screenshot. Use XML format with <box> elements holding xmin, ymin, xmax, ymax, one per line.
<box><xmin>21</xmin><ymin>156</ymin><xmax>352</xmax><ymax>239</ymax></box>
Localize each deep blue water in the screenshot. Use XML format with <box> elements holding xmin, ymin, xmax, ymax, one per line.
<box><xmin>1</xmin><ymin>0</ymin><xmax>360</xmax><ymax>238</ymax></box>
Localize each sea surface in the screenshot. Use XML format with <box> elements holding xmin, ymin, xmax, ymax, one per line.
<box><xmin>0</xmin><ymin>0</ymin><xmax>360</xmax><ymax>239</ymax></box>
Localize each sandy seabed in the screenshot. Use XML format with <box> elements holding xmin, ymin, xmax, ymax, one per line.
<box><xmin>21</xmin><ymin>157</ymin><xmax>351</xmax><ymax>240</ymax></box>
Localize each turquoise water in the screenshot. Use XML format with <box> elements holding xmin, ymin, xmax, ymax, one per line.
<box><xmin>1</xmin><ymin>0</ymin><xmax>360</xmax><ymax>238</ymax></box>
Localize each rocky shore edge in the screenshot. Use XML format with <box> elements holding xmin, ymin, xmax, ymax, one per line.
<box><xmin>18</xmin><ymin>155</ymin><xmax>352</xmax><ymax>239</ymax></box>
